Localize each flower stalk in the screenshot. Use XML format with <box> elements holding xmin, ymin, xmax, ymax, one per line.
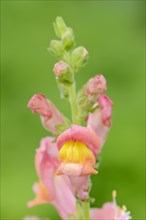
<box><xmin>27</xmin><ymin>16</ymin><xmax>131</xmax><ymax>220</ymax></box>
<box><xmin>82</xmin><ymin>200</ymin><xmax>90</xmax><ymax>220</ymax></box>
<box><xmin>69</xmin><ymin>82</ymin><xmax>80</xmax><ymax>125</ymax></box>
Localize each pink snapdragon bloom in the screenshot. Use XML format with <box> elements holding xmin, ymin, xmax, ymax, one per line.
<box><xmin>28</xmin><ymin>137</ymin><xmax>75</xmax><ymax>220</ymax></box>
<box><xmin>87</xmin><ymin>94</ymin><xmax>113</xmax><ymax>146</ymax></box>
<box><xmin>90</xmin><ymin>203</ymin><xmax>131</xmax><ymax>220</ymax></box>
<box><xmin>84</xmin><ymin>74</ymin><xmax>107</xmax><ymax>95</ymax></box>
<box><xmin>53</xmin><ymin>61</ymin><xmax>69</xmax><ymax>76</ymax></box>
<box><xmin>56</xmin><ymin>125</ymin><xmax>101</xmax><ymax>176</ymax></box>
<box><xmin>27</xmin><ymin>94</ymin><xmax>65</xmax><ymax>134</ymax></box>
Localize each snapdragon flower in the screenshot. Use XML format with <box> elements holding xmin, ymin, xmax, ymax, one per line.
<box><xmin>28</xmin><ymin>137</ymin><xmax>75</xmax><ymax>220</ymax></box>
<box><xmin>56</xmin><ymin>125</ymin><xmax>101</xmax><ymax>176</ymax></box>
<box><xmin>91</xmin><ymin>203</ymin><xmax>131</xmax><ymax>220</ymax></box>
<box><xmin>26</xmin><ymin>16</ymin><xmax>131</xmax><ymax>220</ymax></box>
<box><xmin>90</xmin><ymin>192</ymin><xmax>131</xmax><ymax>220</ymax></box>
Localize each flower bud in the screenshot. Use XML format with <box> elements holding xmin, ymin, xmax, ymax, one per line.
<box><xmin>62</xmin><ymin>28</ymin><xmax>75</xmax><ymax>51</ymax></box>
<box><xmin>84</xmin><ymin>74</ymin><xmax>107</xmax><ymax>95</ymax></box>
<box><xmin>71</xmin><ymin>47</ymin><xmax>89</xmax><ymax>72</ymax></box>
<box><xmin>77</xmin><ymin>74</ymin><xmax>107</xmax><ymax>120</ymax></box>
<box><xmin>48</xmin><ymin>40</ymin><xmax>64</xmax><ymax>58</ymax></box>
<box><xmin>53</xmin><ymin>61</ymin><xmax>69</xmax><ymax>77</ymax></box>
<box><xmin>53</xmin><ymin>16</ymin><xmax>68</xmax><ymax>38</ymax></box>
<box><xmin>53</xmin><ymin>61</ymin><xmax>73</xmax><ymax>85</ymax></box>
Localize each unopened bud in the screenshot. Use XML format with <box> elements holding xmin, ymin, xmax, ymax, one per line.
<box><xmin>53</xmin><ymin>61</ymin><xmax>73</xmax><ymax>85</ymax></box>
<box><xmin>53</xmin><ymin>16</ymin><xmax>68</xmax><ymax>38</ymax></box>
<box><xmin>62</xmin><ymin>28</ymin><xmax>75</xmax><ymax>51</ymax></box>
<box><xmin>48</xmin><ymin>40</ymin><xmax>64</xmax><ymax>58</ymax></box>
<box><xmin>71</xmin><ymin>47</ymin><xmax>89</xmax><ymax>72</ymax></box>
<box><xmin>77</xmin><ymin>74</ymin><xmax>107</xmax><ymax>120</ymax></box>
<box><xmin>85</xmin><ymin>74</ymin><xmax>107</xmax><ymax>95</ymax></box>
<box><xmin>53</xmin><ymin>61</ymin><xmax>69</xmax><ymax>76</ymax></box>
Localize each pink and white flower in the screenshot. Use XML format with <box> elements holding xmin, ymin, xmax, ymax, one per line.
<box><xmin>90</xmin><ymin>203</ymin><xmax>131</xmax><ymax>220</ymax></box>
<box><xmin>28</xmin><ymin>137</ymin><xmax>75</xmax><ymax>220</ymax></box>
<box><xmin>56</xmin><ymin>125</ymin><xmax>101</xmax><ymax>176</ymax></box>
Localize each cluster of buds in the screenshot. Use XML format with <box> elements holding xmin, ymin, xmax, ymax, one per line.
<box><xmin>77</xmin><ymin>74</ymin><xmax>110</xmax><ymax>121</ymax></box>
<box><xmin>26</xmin><ymin>17</ymin><xmax>131</xmax><ymax>220</ymax></box>
<box><xmin>49</xmin><ymin>17</ymin><xmax>89</xmax><ymax>99</ymax></box>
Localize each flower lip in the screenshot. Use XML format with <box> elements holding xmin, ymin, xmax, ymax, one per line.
<box><xmin>56</xmin><ymin>125</ymin><xmax>101</xmax><ymax>155</ymax></box>
<box><xmin>57</xmin><ymin>163</ymin><xmax>83</xmax><ymax>176</ymax></box>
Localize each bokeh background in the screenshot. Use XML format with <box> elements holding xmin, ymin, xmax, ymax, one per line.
<box><xmin>1</xmin><ymin>1</ymin><xmax>145</xmax><ymax>219</ymax></box>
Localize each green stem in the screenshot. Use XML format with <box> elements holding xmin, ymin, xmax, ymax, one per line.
<box><xmin>82</xmin><ymin>201</ymin><xmax>90</xmax><ymax>220</ymax></box>
<box><xmin>69</xmin><ymin>82</ymin><xmax>80</xmax><ymax>124</ymax></box>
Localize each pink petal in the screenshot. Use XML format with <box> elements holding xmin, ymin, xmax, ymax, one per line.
<box><xmin>87</xmin><ymin>109</ymin><xmax>110</xmax><ymax>147</ymax></box>
<box><xmin>53</xmin><ymin>175</ymin><xmax>76</xmax><ymax>219</ymax></box>
<box><xmin>57</xmin><ymin>163</ymin><xmax>83</xmax><ymax>176</ymax></box>
<box><xmin>27</xmin><ymin>94</ymin><xmax>52</xmax><ymax>117</ymax></box>
<box><xmin>87</xmin><ymin>94</ymin><xmax>113</xmax><ymax>146</ymax></box>
<box><xmin>90</xmin><ymin>203</ymin><xmax>131</xmax><ymax>220</ymax></box>
<box><xmin>27</xmin><ymin>94</ymin><xmax>65</xmax><ymax>134</ymax></box>
<box><xmin>57</xmin><ymin>125</ymin><xmax>101</xmax><ymax>155</ymax></box>
<box><xmin>69</xmin><ymin>175</ymin><xmax>89</xmax><ymax>200</ymax></box>
<box><xmin>35</xmin><ymin>137</ymin><xmax>58</xmax><ymax>199</ymax></box>
<box><xmin>29</xmin><ymin>137</ymin><xmax>76</xmax><ymax>220</ymax></box>
<box><xmin>98</xmin><ymin>94</ymin><xmax>113</xmax><ymax>127</ymax></box>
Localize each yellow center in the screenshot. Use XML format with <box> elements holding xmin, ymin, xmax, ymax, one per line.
<box><xmin>58</xmin><ymin>141</ymin><xmax>95</xmax><ymax>165</ymax></box>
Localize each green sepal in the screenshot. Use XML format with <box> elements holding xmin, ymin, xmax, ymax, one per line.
<box><xmin>62</xmin><ymin>28</ymin><xmax>75</xmax><ymax>51</ymax></box>
<box><xmin>71</xmin><ymin>46</ymin><xmax>89</xmax><ymax>73</ymax></box>
<box><xmin>48</xmin><ymin>40</ymin><xmax>64</xmax><ymax>58</ymax></box>
<box><xmin>56</xmin><ymin>81</ymin><xmax>69</xmax><ymax>99</ymax></box>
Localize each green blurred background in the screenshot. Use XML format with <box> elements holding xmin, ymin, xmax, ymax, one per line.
<box><xmin>1</xmin><ymin>1</ymin><xmax>145</xmax><ymax>219</ymax></box>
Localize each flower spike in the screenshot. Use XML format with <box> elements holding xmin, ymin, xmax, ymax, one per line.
<box><xmin>26</xmin><ymin>16</ymin><xmax>131</xmax><ymax>220</ymax></box>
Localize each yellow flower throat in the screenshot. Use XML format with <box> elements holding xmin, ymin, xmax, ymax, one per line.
<box><xmin>58</xmin><ymin>141</ymin><xmax>95</xmax><ymax>165</ymax></box>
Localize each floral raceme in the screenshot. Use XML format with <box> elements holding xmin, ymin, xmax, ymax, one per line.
<box><xmin>26</xmin><ymin>17</ymin><xmax>131</xmax><ymax>220</ymax></box>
